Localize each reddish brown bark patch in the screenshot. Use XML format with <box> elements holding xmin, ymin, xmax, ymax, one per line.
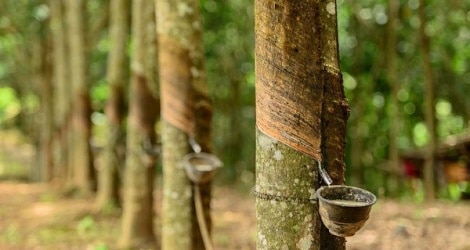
<box><xmin>159</xmin><ymin>35</ymin><xmax>195</xmax><ymax>136</ymax></box>
<box><xmin>105</xmin><ymin>85</ymin><xmax>126</xmax><ymax>124</ymax></box>
<box><xmin>255</xmin><ymin>1</ymin><xmax>331</xmax><ymax>161</ymax></box>
<box><xmin>129</xmin><ymin>73</ymin><xmax>159</xmax><ymax>134</ymax></box>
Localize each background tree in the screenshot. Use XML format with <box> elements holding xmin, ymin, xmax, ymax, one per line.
<box><xmin>255</xmin><ymin>0</ymin><xmax>348</xmax><ymax>249</ymax></box>
<box><xmin>157</xmin><ymin>0</ymin><xmax>213</xmax><ymax>249</ymax></box>
<box><xmin>66</xmin><ymin>0</ymin><xmax>94</xmax><ymax>194</ymax></box>
<box><xmin>119</xmin><ymin>0</ymin><xmax>159</xmax><ymax>248</ymax></box>
<box><xmin>95</xmin><ymin>0</ymin><xmax>130</xmax><ymax>210</ymax></box>
<box><xmin>419</xmin><ymin>0</ymin><xmax>436</xmax><ymax>200</ymax></box>
<box><xmin>32</xmin><ymin>1</ymin><xmax>54</xmax><ymax>182</ymax></box>
<box><xmin>50</xmin><ymin>0</ymin><xmax>71</xmax><ymax>184</ymax></box>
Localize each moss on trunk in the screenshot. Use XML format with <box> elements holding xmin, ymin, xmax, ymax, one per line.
<box><xmin>161</xmin><ymin>120</ymin><xmax>192</xmax><ymax>250</ymax></box>
<box><xmin>256</xmin><ymin>129</ymin><xmax>321</xmax><ymax>250</ymax></box>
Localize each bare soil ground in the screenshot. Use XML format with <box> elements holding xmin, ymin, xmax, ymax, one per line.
<box><xmin>0</xmin><ymin>181</ymin><xmax>256</xmax><ymax>250</ymax></box>
<box><xmin>1</xmin><ymin>181</ymin><xmax>469</xmax><ymax>250</ymax></box>
<box><xmin>346</xmin><ymin>199</ymin><xmax>470</xmax><ymax>250</ymax></box>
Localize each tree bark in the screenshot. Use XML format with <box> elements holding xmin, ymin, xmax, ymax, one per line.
<box><xmin>35</xmin><ymin>14</ymin><xmax>54</xmax><ymax>183</ymax></box>
<box><xmin>67</xmin><ymin>0</ymin><xmax>94</xmax><ymax>194</ymax></box>
<box><xmin>157</xmin><ymin>0</ymin><xmax>213</xmax><ymax>249</ymax></box>
<box><xmin>119</xmin><ymin>0</ymin><xmax>159</xmax><ymax>248</ymax></box>
<box><xmin>419</xmin><ymin>0</ymin><xmax>436</xmax><ymax>200</ymax></box>
<box><xmin>50</xmin><ymin>0</ymin><xmax>71</xmax><ymax>184</ymax></box>
<box><xmin>95</xmin><ymin>0</ymin><xmax>130</xmax><ymax>210</ymax></box>
<box><xmin>255</xmin><ymin>0</ymin><xmax>348</xmax><ymax>249</ymax></box>
<box><xmin>161</xmin><ymin>121</ymin><xmax>192</xmax><ymax>250</ymax></box>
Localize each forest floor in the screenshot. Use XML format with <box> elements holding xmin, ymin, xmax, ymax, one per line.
<box><xmin>1</xmin><ymin>181</ymin><xmax>470</xmax><ymax>250</ymax></box>
<box><xmin>1</xmin><ymin>129</ymin><xmax>469</xmax><ymax>249</ymax></box>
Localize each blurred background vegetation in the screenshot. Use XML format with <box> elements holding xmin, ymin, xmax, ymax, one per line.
<box><xmin>0</xmin><ymin>0</ymin><xmax>469</xmax><ymax>200</ymax></box>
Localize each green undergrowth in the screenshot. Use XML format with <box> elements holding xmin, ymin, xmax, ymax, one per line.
<box><xmin>0</xmin><ymin>129</ymin><xmax>33</xmax><ymax>181</ymax></box>
<box><xmin>0</xmin><ymin>213</ymin><xmax>120</xmax><ymax>249</ymax></box>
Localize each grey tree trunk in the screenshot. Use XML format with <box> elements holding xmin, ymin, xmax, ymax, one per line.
<box><xmin>95</xmin><ymin>0</ymin><xmax>130</xmax><ymax>210</ymax></box>
<box><xmin>255</xmin><ymin>0</ymin><xmax>348</xmax><ymax>249</ymax></box>
<box><xmin>419</xmin><ymin>0</ymin><xmax>436</xmax><ymax>201</ymax></box>
<box><xmin>118</xmin><ymin>0</ymin><xmax>159</xmax><ymax>248</ymax></box>
<box><xmin>66</xmin><ymin>0</ymin><xmax>94</xmax><ymax>194</ymax></box>
<box><xmin>160</xmin><ymin>121</ymin><xmax>192</xmax><ymax>250</ymax></box>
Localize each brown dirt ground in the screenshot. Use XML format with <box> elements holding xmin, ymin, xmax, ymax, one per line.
<box><xmin>1</xmin><ymin>181</ymin><xmax>470</xmax><ymax>250</ymax></box>
<box><xmin>0</xmin><ymin>181</ymin><xmax>256</xmax><ymax>250</ymax></box>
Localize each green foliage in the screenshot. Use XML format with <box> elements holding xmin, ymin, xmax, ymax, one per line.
<box><xmin>203</xmin><ymin>0</ymin><xmax>256</xmax><ymax>182</ymax></box>
<box><xmin>77</xmin><ymin>216</ymin><xmax>97</xmax><ymax>235</ymax></box>
<box><xmin>39</xmin><ymin>192</ymin><xmax>59</xmax><ymax>202</ymax></box>
<box><xmin>3</xmin><ymin>225</ymin><xmax>21</xmax><ymax>244</ymax></box>
<box><xmin>37</xmin><ymin>225</ymin><xmax>74</xmax><ymax>244</ymax></box>
<box><xmin>339</xmin><ymin>0</ymin><xmax>470</xmax><ymax>197</ymax></box>
<box><xmin>91</xmin><ymin>79</ymin><xmax>109</xmax><ymax>111</ymax></box>
<box><xmin>93</xmin><ymin>243</ymin><xmax>109</xmax><ymax>250</ymax></box>
<box><xmin>0</xmin><ymin>87</ymin><xmax>20</xmax><ymax>124</ymax></box>
<box><xmin>445</xmin><ymin>183</ymin><xmax>462</xmax><ymax>201</ymax></box>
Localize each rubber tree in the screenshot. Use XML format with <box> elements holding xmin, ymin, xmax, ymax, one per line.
<box><xmin>419</xmin><ymin>0</ymin><xmax>436</xmax><ymax>200</ymax></box>
<box><xmin>157</xmin><ymin>0</ymin><xmax>214</xmax><ymax>249</ymax></box>
<box><xmin>255</xmin><ymin>0</ymin><xmax>348</xmax><ymax>249</ymax></box>
<box><xmin>95</xmin><ymin>0</ymin><xmax>130</xmax><ymax>210</ymax></box>
<box><xmin>33</xmin><ymin>7</ymin><xmax>54</xmax><ymax>182</ymax></box>
<box><xmin>50</xmin><ymin>0</ymin><xmax>71</xmax><ymax>183</ymax></box>
<box><xmin>66</xmin><ymin>0</ymin><xmax>94</xmax><ymax>194</ymax></box>
<box><xmin>118</xmin><ymin>0</ymin><xmax>159</xmax><ymax>248</ymax></box>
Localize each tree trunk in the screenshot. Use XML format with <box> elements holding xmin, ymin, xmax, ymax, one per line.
<box><xmin>95</xmin><ymin>0</ymin><xmax>130</xmax><ymax>210</ymax></box>
<box><xmin>419</xmin><ymin>0</ymin><xmax>436</xmax><ymax>200</ymax></box>
<box><xmin>160</xmin><ymin>121</ymin><xmax>192</xmax><ymax>250</ymax></box>
<box><xmin>255</xmin><ymin>1</ymin><xmax>348</xmax><ymax>249</ymax></box>
<box><xmin>38</xmin><ymin>23</ymin><xmax>54</xmax><ymax>183</ymax></box>
<box><xmin>119</xmin><ymin>0</ymin><xmax>159</xmax><ymax>248</ymax></box>
<box><xmin>30</xmin><ymin>10</ymin><xmax>54</xmax><ymax>183</ymax></box>
<box><xmin>50</xmin><ymin>0</ymin><xmax>71</xmax><ymax>184</ymax></box>
<box><xmin>157</xmin><ymin>0</ymin><xmax>213</xmax><ymax>249</ymax></box>
<box><xmin>225</xmin><ymin>69</ymin><xmax>242</xmax><ymax>181</ymax></box>
<box><xmin>67</xmin><ymin>0</ymin><xmax>94</xmax><ymax>194</ymax></box>
<box><xmin>386</xmin><ymin>0</ymin><xmax>401</xmax><ymax>195</ymax></box>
